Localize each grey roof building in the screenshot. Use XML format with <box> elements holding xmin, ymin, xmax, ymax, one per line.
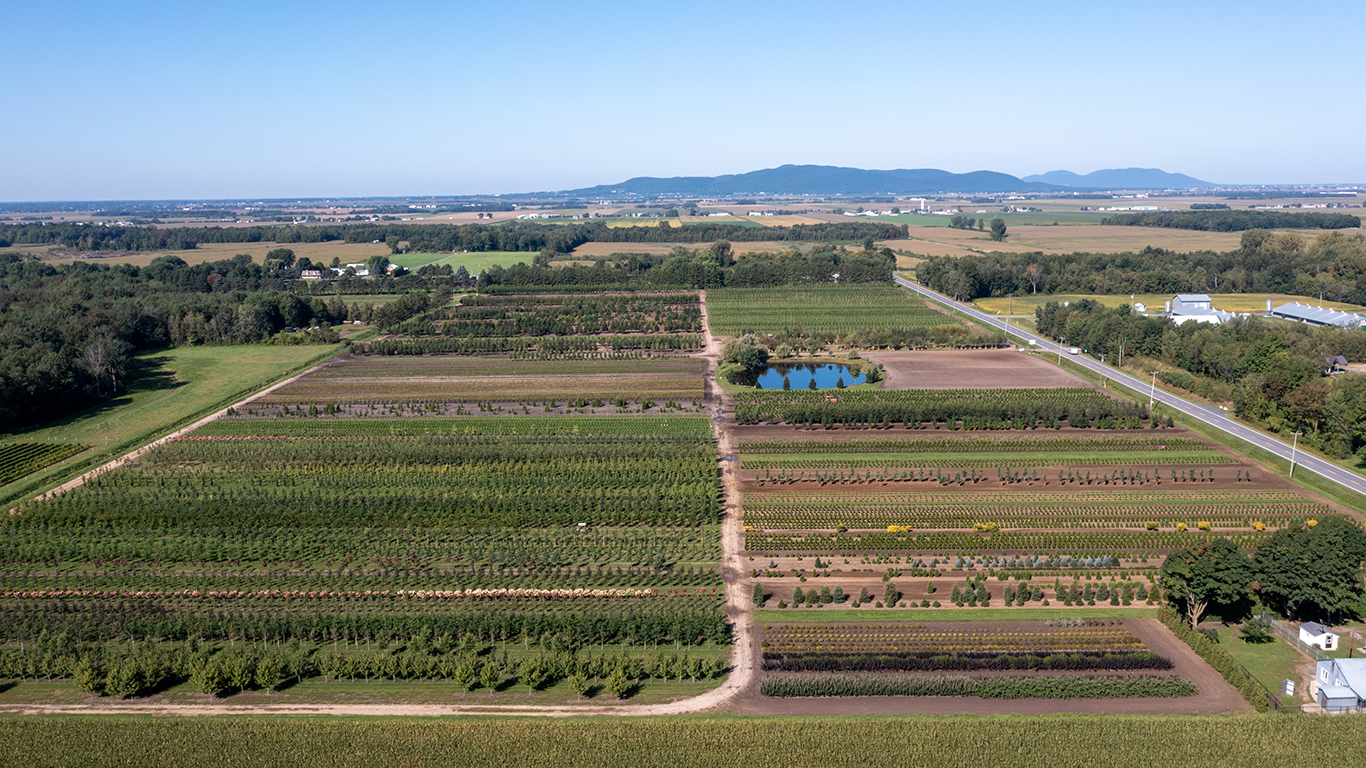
<box><xmin>1270</xmin><ymin>302</ymin><xmax>1365</xmax><ymax>329</ymax></box>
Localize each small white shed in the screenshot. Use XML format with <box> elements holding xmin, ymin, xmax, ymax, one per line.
<box><xmin>1300</xmin><ymin>622</ymin><xmax>1339</xmax><ymax>651</ymax></box>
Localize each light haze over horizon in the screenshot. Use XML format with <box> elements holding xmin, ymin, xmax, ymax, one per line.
<box><xmin>3</xmin><ymin>0</ymin><xmax>1363</xmax><ymax>201</ymax></box>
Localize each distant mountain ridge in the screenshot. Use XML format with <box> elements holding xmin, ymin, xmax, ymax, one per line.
<box><xmin>1022</xmin><ymin>168</ymin><xmax>1215</xmax><ymax>189</ymax></box>
<box><xmin>556</xmin><ymin>164</ymin><xmax>1063</xmax><ymax>197</ymax></box>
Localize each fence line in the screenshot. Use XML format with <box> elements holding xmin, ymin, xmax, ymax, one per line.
<box><xmin>1257</xmin><ymin>614</ymin><xmax>1331</xmax><ymax>661</ymax></box>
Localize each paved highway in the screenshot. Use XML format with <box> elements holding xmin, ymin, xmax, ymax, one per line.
<box><xmin>893</xmin><ymin>274</ymin><xmax>1366</xmax><ymax>503</ymax></box>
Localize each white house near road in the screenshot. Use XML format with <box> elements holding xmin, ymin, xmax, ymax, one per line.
<box><xmin>1300</xmin><ymin>622</ymin><xmax>1340</xmax><ymax>650</ymax></box>
<box><xmin>1316</xmin><ymin>658</ymin><xmax>1366</xmax><ymax>712</ymax></box>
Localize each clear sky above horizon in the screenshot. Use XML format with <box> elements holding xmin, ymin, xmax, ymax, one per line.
<box><xmin>3</xmin><ymin>0</ymin><xmax>1362</xmax><ymax>200</ymax></box>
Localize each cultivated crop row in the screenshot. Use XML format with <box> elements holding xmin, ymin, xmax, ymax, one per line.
<box><xmin>0</xmin><ymin>443</ymin><xmax>88</xmax><ymax>486</ymax></box>
<box><xmin>368</xmin><ymin>334</ymin><xmax>702</xmax><ymax>356</ymax></box>
<box><xmin>762</xmin><ymin>623</ymin><xmax>1145</xmax><ymax>653</ymax></box>
<box><xmin>706</xmin><ymin>284</ymin><xmax>955</xmax><ymax>337</ymax></box>
<box><xmin>732</xmin><ymin>388</ymin><xmax>1149</xmax><ymax>426</ymax></box>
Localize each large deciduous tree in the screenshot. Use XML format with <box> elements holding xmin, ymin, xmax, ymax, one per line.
<box><xmin>1160</xmin><ymin>538</ymin><xmax>1253</xmax><ymax>628</ymax></box>
<box><xmin>1253</xmin><ymin>518</ymin><xmax>1366</xmax><ymax>622</ymax></box>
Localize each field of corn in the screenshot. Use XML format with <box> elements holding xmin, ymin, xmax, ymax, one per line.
<box><xmin>4</xmin><ymin>715</ymin><xmax>1366</xmax><ymax>766</ymax></box>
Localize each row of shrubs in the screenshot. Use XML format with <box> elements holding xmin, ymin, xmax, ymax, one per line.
<box><xmin>1158</xmin><ymin>607</ymin><xmax>1271</xmax><ymax>711</ymax></box>
<box><xmin>761</xmin><ymin>650</ymin><xmax>1173</xmax><ymax>673</ymax></box>
<box><xmin>760</xmin><ymin>673</ymin><xmax>1198</xmax><ymax>698</ymax></box>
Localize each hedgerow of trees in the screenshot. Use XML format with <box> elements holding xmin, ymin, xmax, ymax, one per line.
<box><xmin>917</xmin><ymin>230</ymin><xmax>1366</xmax><ymax>305</ymax></box>
<box><xmin>1103</xmin><ymin>210</ymin><xmax>1360</xmax><ymax>231</ymax></box>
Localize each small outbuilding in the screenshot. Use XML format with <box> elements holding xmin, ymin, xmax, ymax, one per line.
<box><xmin>1301</xmin><ymin>622</ymin><xmax>1340</xmax><ymax>651</ymax></box>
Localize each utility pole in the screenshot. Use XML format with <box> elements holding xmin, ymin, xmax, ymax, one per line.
<box><xmin>1289</xmin><ymin>431</ymin><xmax>1302</xmax><ymax>478</ymax></box>
<box><xmin>1149</xmin><ymin>371</ymin><xmax>1157</xmax><ymax>409</ymax></box>
<box><xmin>1057</xmin><ymin>336</ymin><xmax>1065</xmax><ymax>367</ymax></box>
<box><xmin>1098</xmin><ymin>354</ymin><xmax>1107</xmax><ymax>388</ymax></box>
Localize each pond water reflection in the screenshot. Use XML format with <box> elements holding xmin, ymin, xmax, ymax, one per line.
<box><xmin>731</xmin><ymin>363</ymin><xmax>867</xmax><ymax>390</ymax></box>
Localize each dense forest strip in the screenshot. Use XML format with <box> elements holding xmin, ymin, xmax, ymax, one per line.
<box><xmin>0</xmin><ymin>220</ymin><xmax>907</xmax><ymax>253</ymax></box>
<box><xmin>1103</xmin><ymin>210</ymin><xmax>1359</xmax><ymax>231</ymax></box>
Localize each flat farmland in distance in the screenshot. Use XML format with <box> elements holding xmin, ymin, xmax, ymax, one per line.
<box><xmin>571</xmin><ymin>241</ymin><xmax>807</xmax><ymax>257</ymax></box>
<box><xmin>42</xmin><ymin>240</ymin><xmax>389</xmax><ymax>267</ymax></box>
<box><xmin>881</xmin><ymin>238</ymin><xmax>983</xmax><ymax>259</ymax></box>
<box><xmin>388</xmin><ymin>251</ymin><xmax>536</xmax><ymax>272</ymax></box>
<box><xmin>865</xmin><ymin>349</ymin><xmax>1091</xmax><ymax>389</ymax></box>
<box><xmin>904</xmin><ymin>225</ymin><xmax>1251</xmax><ymax>255</ymax></box>
<box><xmin>972</xmin><ymin>292</ymin><xmax>1366</xmax><ymax>315</ymax></box>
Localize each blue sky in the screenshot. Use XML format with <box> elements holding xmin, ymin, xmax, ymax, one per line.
<box><xmin>3</xmin><ymin>0</ymin><xmax>1362</xmax><ymax>200</ymax></box>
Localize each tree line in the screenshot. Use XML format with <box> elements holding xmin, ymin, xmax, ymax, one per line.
<box><xmin>1</xmin><ymin>220</ymin><xmax>908</xmax><ymax>256</ymax></box>
<box><xmin>1103</xmin><ymin>210</ymin><xmax>1360</xmax><ymax>231</ymax></box>
<box><xmin>1160</xmin><ymin>517</ymin><xmax>1366</xmax><ymax>627</ymax></box>
<box><xmin>478</xmin><ymin>244</ymin><xmax>896</xmax><ymax>291</ymax></box>
<box><xmin>0</xmin><ymin>253</ymin><xmax>448</xmax><ymax>431</ymax></box>
<box><xmin>917</xmin><ymin>229</ymin><xmax>1366</xmax><ymax>305</ymax></box>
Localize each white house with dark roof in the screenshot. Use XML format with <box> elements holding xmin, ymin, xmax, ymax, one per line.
<box><xmin>1300</xmin><ymin>622</ymin><xmax>1339</xmax><ymax>651</ymax></box>
<box><xmin>1315</xmin><ymin>658</ymin><xmax>1366</xmax><ymax>712</ymax></box>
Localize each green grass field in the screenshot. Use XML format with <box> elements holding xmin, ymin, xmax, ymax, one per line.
<box><xmin>3</xmin><ymin>715</ymin><xmax>1365</xmax><ymax>767</ymax></box>
<box><xmin>1214</xmin><ymin>625</ymin><xmax>1306</xmax><ymax>709</ymax></box>
<box><xmin>388</xmin><ymin>251</ymin><xmax>538</xmax><ymax>272</ymax></box>
<box><xmin>0</xmin><ymin>344</ymin><xmax>342</xmax><ymax>507</ymax></box>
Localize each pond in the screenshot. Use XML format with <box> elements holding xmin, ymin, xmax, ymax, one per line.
<box><xmin>732</xmin><ymin>362</ymin><xmax>867</xmax><ymax>390</ymax></box>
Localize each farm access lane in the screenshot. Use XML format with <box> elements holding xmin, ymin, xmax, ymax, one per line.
<box><xmin>893</xmin><ymin>274</ymin><xmax>1366</xmax><ymax>502</ymax></box>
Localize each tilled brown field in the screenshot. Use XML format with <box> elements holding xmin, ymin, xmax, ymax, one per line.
<box><xmin>867</xmin><ymin>348</ymin><xmax>1092</xmax><ymax>389</ymax></box>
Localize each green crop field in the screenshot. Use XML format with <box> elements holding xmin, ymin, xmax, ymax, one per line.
<box><xmin>4</xmin><ymin>715</ymin><xmax>1365</xmax><ymax>767</ymax></box>
<box><xmin>388</xmin><ymin>251</ymin><xmax>538</xmax><ymax>272</ymax></box>
<box><xmin>0</xmin><ymin>405</ymin><xmax>727</xmax><ymax>701</ymax></box>
<box><xmin>706</xmin><ymin>284</ymin><xmax>960</xmax><ymax>338</ymax></box>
